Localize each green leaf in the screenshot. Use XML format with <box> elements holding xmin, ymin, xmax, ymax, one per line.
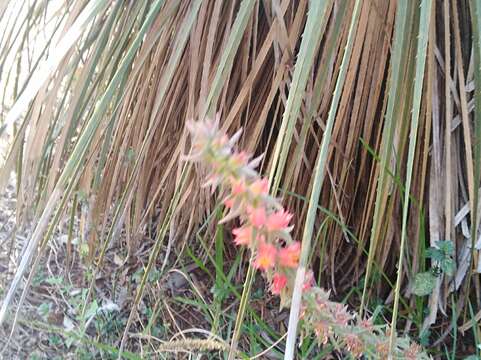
<box><xmin>419</xmin><ymin>328</ymin><xmax>431</xmax><ymax>347</ymax></box>
<box><xmin>83</xmin><ymin>300</ymin><xmax>99</xmax><ymax>321</ymax></box>
<box><xmin>65</xmin><ymin>335</ymin><xmax>76</xmax><ymax>349</ymax></box>
<box><xmin>37</xmin><ymin>302</ymin><xmax>51</xmax><ymax>318</ymax></box>
<box><xmin>442</xmin><ymin>258</ymin><xmax>456</xmax><ymax>276</ymax></box>
<box><xmin>46</xmin><ymin>276</ymin><xmax>64</xmax><ymax>286</ymax></box>
<box><xmin>389</xmin><ymin>0</ymin><xmax>433</xmax><ymax>349</ymax></box>
<box><xmin>413</xmin><ymin>272</ymin><xmax>437</xmax><ymax>296</ymax></box>
<box><xmin>202</xmin><ymin>0</ymin><xmax>257</xmax><ymax>117</ymax></box>
<box><xmin>436</xmin><ymin>240</ymin><xmax>454</xmax><ymax>256</ymax></box>
<box><xmin>426</xmin><ymin>247</ymin><xmax>444</xmax><ymax>262</ymax></box>
<box><xmin>49</xmin><ymin>334</ymin><xmax>62</xmax><ymax>346</ymax></box>
<box><xmin>471</xmin><ymin>0</ymin><xmax>481</xmax><ymax>300</ymax></box>
<box><xmin>361</xmin><ymin>0</ymin><xmax>412</xmax><ymax>313</ymax></box>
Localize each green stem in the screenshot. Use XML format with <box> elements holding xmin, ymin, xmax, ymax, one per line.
<box><xmin>228</xmin><ymin>253</ymin><xmax>256</xmax><ymax>360</ymax></box>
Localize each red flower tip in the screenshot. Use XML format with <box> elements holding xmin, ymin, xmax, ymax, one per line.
<box><xmin>271</xmin><ymin>273</ymin><xmax>288</xmax><ymax>295</ymax></box>
<box><xmin>230</xmin><ymin>178</ymin><xmax>246</xmax><ymax>196</ymax></box>
<box><xmin>224</xmin><ymin>197</ymin><xmax>234</xmax><ymax>208</ymax></box>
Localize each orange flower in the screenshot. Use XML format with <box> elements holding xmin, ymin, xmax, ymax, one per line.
<box><xmin>232</xmin><ymin>226</ymin><xmax>252</xmax><ymax>246</ymax></box>
<box><xmin>271</xmin><ymin>273</ymin><xmax>287</xmax><ymax>294</ymax></box>
<box><xmin>230</xmin><ymin>178</ymin><xmax>246</xmax><ymax>196</ymax></box>
<box><xmin>247</xmin><ymin>206</ymin><xmax>267</xmax><ymax>228</ymax></box>
<box><xmin>224</xmin><ymin>197</ymin><xmax>234</xmax><ymax>208</ymax></box>
<box><xmin>231</xmin><ymin>151</ymin><xmax>249</xmax><ymax>166</ymax></box>
<box><xmin>250</xmin><ymin>178</ymin><xmax>269</xmax><ymax>196</ymax></box>
<box><xmin>278</xmin><ymin>242</ymin><xmax>301</xmax><ymax>268</ymax></box>
<box><xmin>266</xmin><ymin>209</ymin><xmax>293</xmax><ymax>232</ymax></box>
<box><xmin>254</xmin><ymin>242</ymin><xmax>276</xmax><ymax>270</ymax></box>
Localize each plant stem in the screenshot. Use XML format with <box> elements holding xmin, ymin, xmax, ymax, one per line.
<box><xmin>228</xmin><ymin>254</ymin><xmax>256</xmax><ymax>360</ymax></box>
<box><xmin>283</xmin><ymin>1</ymin><xmax>361</xmax><ymax>358</ymax></box>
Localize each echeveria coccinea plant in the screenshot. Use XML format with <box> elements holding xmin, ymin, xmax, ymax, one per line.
<box><xmin>185</xmin><ymin>118</ymin><xmax>428</xmax><ymax>359</ymax></box>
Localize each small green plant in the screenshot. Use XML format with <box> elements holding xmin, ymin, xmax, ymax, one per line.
<box><xmin>28</xmin><ymin>353</ymin><xmax>43</xmax><ymax>360</ymax></box>
<box><xmin>48</xmin><ymin>334</ymin><xmax>63</xmax><ymax>347</ymax></box>
<box><xmin>37</xmin><ymin>302</ymin><xmax>52</xmax><ymax>320</ymax></box>
<box><xmin>32</xmin><ymin>271</ymin><xmax>46</xmax><ymax>287</ymax></box>
<box><xmin>413</xmin><ymin>240</ymin><xmax>455</xmax><ymax>297</ymax></box>
<box><xmin>426</xmin><ymin>240</ymin><xmax>455</xmax><ymax>276</ymax></box>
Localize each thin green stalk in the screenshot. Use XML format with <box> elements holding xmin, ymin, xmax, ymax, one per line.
<box><xmin>284</xmin><ymin>1</ymin><xmax>361</xmax><ymax>358</ymax></box>
<box><xmin>285</xmin><ymin>0</ymin><xmax>346</xmax><ymax>190</ymax></box>
<box><xmin>389</xmin><ymin>0</ymin><xmax>432</xmax><ymax>354</ymax></box>
<box><xmin>66</xmin><ymin>191</ymin><xmax>78</xmax><ymax>270</ymax></box>
<box><xmin>104</xmin><ymin>1</ymin><xmax>203</xmax><ymax>354</ymax></box>
<box><xmin>227</xmin><ymin>253</ymin><xmax>256</xmax><ymax>360</ymax></box>
<box><xmin>118</xmin><ymin>161</ymin><xmax>192</xmax><ymax>356</ymax></box>
<box><xmin>3</xmin><ymin>154</ymin><xmax>82</xmax><ymax>349</ymax></box>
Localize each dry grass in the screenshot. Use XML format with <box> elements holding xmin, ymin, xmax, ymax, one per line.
<box><xmin>0</xmin><ymin>0</ymin><xmax>480</xmax><ymax>358</ymax></box>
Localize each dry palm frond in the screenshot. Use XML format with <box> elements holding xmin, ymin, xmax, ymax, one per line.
<box><xmin>0</xmin><ymin>0</ymin><xmax>480</xmax><ymax>357</ymax></box>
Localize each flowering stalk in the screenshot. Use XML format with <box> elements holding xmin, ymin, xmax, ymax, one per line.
<box><xmin>185</xmin><ymin>118</ymin><xmax>428</xmax><ymax>359</ymax></box>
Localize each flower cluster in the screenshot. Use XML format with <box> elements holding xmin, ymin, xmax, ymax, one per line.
<box><xmin>185</xmin><ymin>118</ymin><xmax>304</xmax><ymax>303</ymax></box>
<box><xmin>300</xmin><ymin>287</ymin><xmax>428</xmax><ymax>359</ymax></box>
<box><xmin>185</xmin><ymin>118</ymin><xmax>428</xmax><ymax>359</ymax></box>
